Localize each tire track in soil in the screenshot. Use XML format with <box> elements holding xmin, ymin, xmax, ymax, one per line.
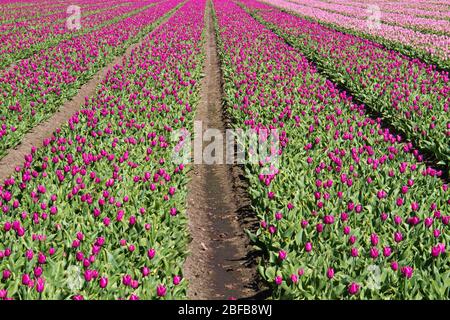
<box><xmin>183</xmin><ymin>1</ymin><xmax>264</xmax><ymax>300</ymax></box>
<box><xmin>0</xmin><ymin>4</ymin><xmax>182</xmax><ymax>183</ymax></box>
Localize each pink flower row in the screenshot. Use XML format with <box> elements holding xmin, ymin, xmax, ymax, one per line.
<box><xmin>288</xmin><ymin>0</ymin><xmax>450</xmax><ymax>34</ymax></box>
<box><xmin>323</xmin><ymin>0</ymin><xmax>450</xmax><ymax>20</ymax></box>
<box><xmin>264</xmin><ymin>0</ymin><xmax>450</xmax><ymax>60</ymax></box>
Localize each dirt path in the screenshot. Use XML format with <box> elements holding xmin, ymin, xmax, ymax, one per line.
<box><xmin>183</xmin><ymin>2</ymin><xmax>264</xmax><ymax>300</ymax></box>
<box><xmin>0</xmin><ymin>7</ymin><xmax>179</xmax><ymax>183</ymax></box>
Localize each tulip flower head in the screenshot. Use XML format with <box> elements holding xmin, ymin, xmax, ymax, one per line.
<box><xmin>99</xmin><ymin>277</ymin><xmax>108</xmax><ymax>288</ymax></box>
<box><xmin>173</xmin><ymin>275</ymin><xmax>181</xmax><ymax>285</ymax></box>
<box><xmin>348</xmin><ymin>282</ymin><xmax>359</xmax><ymax>295</ymax></box>
<box><xmin>36</xmin><ymin>278</ymin><xmax>45</xmax><ymax>293</ymax></box>
<box><xmin>401</xmin><ymin>266</ymin><xmax>414</xmax><ymax>279</ymax></box>
<box><xmin>156</xmin><ymin>285</ymin><xmax>167</xmax><ymax>297</ymax></box>
<box><xmin>326</xmin><ymin>268</ymin><xmax>335</xmax><ymax>279</ymax></box>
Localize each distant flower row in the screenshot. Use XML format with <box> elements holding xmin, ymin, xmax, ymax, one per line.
<box><xmin>214</xmin><ymin>0</ymin><xmax>449</xmax><ymax>299</ymax></box>
<box><xmin>264</xmin><ymin>0</ymin><xmax>450</xmax><ymax>62</ymax></box>
<box><xmin>0</xmin><ymin>0</ymin><xmax>181</xmax><ymax>159</ymax></box>
<box><xmin>243</xmin><ymin>0</ymin><xmax>450</xmax><ymax>164</ymax></box>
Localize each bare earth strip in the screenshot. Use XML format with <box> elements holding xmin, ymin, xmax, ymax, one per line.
<box><xmin>0</xmin><ymin>6</ymin><xmax>180</xmax><ymax>182</ymax></box>
<box><xmin>184</xmin><ymin>2</ymin><xmax>264</xmax><ymax>300</ymax></box>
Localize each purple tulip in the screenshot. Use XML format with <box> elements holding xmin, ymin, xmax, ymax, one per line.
<box><xmin>84</xmin><ymin>270</ymin><xmax>94</xmax><ymax>282</ymax></box>
<box><xmin>34</xmin><ymin>266</ymin><xmax>43</xmax><ymax>278</ymax></box>
<box><xmin>394</xmin><ymin>232</ymin><xmax>403</xmax><ymax>243</ymax></box>
<box><xmin>343</xmin><ymin>226</ymin><xmax>350</xmax><ymax>235</ymax></box>
<box><xmin>348</xmin><ymin>282</ymin><xmax>359</xmax><ymax>295</ymax></box>
<box><xmin>0</xmin><ymin>290</ymin><xmax>7</xmax><ymax>299</ymax></box>
<box><xmin>370</xmin><ymin>247</ymin><xmax>379</xmax><ymax>259</ymax></box>
<box><xmin>290</xmin><ymin>274</ymin><xmax>298</xmax><ymax>283</ymax></box>
<box><xmin>401</xmin><ymin>266</ymin><xmax>414</xmax><ymax>279</ymax></box>
<box><xmin>37</xmin><ymin>253</ymin><xmax>46</xmax><ymax>264</ymax></box>
<box><xmin>326</xmin><ymin>268</ymin><xmax>334</xmax><ymax>279</ymax></box>
<box><xmin>305</xmin><ymin>242</ymin><xmax>312</xmax><ymax>252</ymax></box>
<box><xmin>301</xmin><ymin>220</ymin><xmax>308</xmax><ymax>228</ymax></box>
<box><xmin>22</xmin><ymin>274</ymin><xmax>31</xmax><ymax>285</ymax></box>
<box><xmin>278</xmin><ymin>250</ymin><xmax>287</xmax><ymax>261</ymax></box>
<box><xmin>99</xmin><ymin>277</ymin><xmax>108</xmax><ymax>288</ymax></box>
<box><xmin>131</xmin><ymin>280</ymin><xmax>139</xmax><ymax>289</ymax></box>
<box><xmin>2</xmin><ymin>269</ymin><xmax>11</xmax><ymax>280</ymax></box>
<box><xmin>173</xmin><ymin>275</ymin><xmax>181</xmax><ymax>285</ymax></box>
<box><xmin>122</xmin><ymin>275</ymin><xmax>132</xmax><ymax>286</ymax></box>
<box><xmin>316</xmin><ymin>223</ymin><xmax>324</xmax><ymax>233</ymax></box>
<box><xmin>142</xmin><ymin>266</ymin><xmax>150</xmax><ymax>277</ymax></box>
<box><xmin>393</xmin><ymin>215</ymin><xmax>402</xmax><ymax>225</ymax></box>
<box><xmin>36</xmin><ymin>278</ymin><xmax>45</xmax><ymax>293</ymax></box>
<box><xmin>391</xmin><ymin>261</ymin><xmax>399</xmax><ymax>271</ymax></box>
<box><xmin>348</xmin><ymin>235</ymin><xmax>356</xmax><ymax>245</ymax></box>
<box><xmin>148</xmin><ymin>248</ymin><xmax>156</xmax><ymax>259</ymax></box>
<box><xmin>323</xmin><ymin>215</ymin><xmax>334</xmax><ymax>224</ymax></box>
<box><xmin>424</xmin><ymin>217</ymin><xmax>433</xmax><ymax>228</ymax></box>
<box><xmin>76</xmin><ymin>252</ymin><xmax>84</xmax><ymax>261</ymax></box>
<box><xmin>431</xmin><ymin>246</ymin><xmax>441</xmax><ymax>257</ymax></box>
<box><xmin>156</xmin><ymin>284</ymin><xmax>167</xmax><ymax>297</ymax></box>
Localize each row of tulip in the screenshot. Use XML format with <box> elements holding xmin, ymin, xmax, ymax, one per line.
<box><xmin>0</xmin><ymin>1</ymin><xmax>151</xmax><ymax>69</ymax></box>
<box><xmin>0</xmin><ymin>0</ymin><xmax>183</xmax><ymax>159</ymax></box>
<box><xmin>0</xmin><ymin>2</ymin><xmax>132</xmax><ymax>34</ymax></box>
<box><xmin>321</xmin><ymin>0</ymin><xmax>450</xmax><ymax>21</ymax></box>
<box><xmin>213</xmin><ymin>0</ymin><xmax>449</xmax><ymax>299</ymax></box>
<box><xmin>0</xmin><ymin>2</ymin><xmax>64</xmax><ymax>24</ymax></box>
<box><xmin>0</xmin><ymin>0</ymin><xmax>205</xmax><ymax>300</ymax></box>
<box><xmin>0</xmin><ymin>0</ymin><xmax>127</xmax><ymax>34</ymax></box>
<box><xmin>0</xmin><ymin>0</ymin><xmax>110</xmax><ymax>25</ymax></box>
<box><xmin>242</xmin><ymin>0</ymin><xmax>450</xmax><ymax>166</ymax></box>
<box><xmin>348</xmin><ymin>0</ymin><xmax>450</xmax><ymax>11</ymax></box>
<box><xmin>287</xmin><ymin>0</ymin><xmax>450</xmax><ymax>36</ymax></box>
<box><xmin>262</xmin><ymin>0</ymin><xmax>450</xmax><ymax>70</ymax></box>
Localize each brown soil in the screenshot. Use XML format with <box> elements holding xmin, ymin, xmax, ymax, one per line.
<box><xmin>0</xmin><ymin>9</ymin><xmax>177</xmax><ymax>183</ymax></box>
<box><xmin>183</xmin><ymin>2</ymin><xmax>265</xmax><ymax>300</ymax></box>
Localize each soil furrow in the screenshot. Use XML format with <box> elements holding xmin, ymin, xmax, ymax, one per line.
<box><xmin>183</xmin><ymin>1</ymin><xmax>262</xmax><ymax>300</ymax></box>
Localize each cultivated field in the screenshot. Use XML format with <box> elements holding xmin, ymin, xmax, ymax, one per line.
<box><xmin>0</xmin><ymin>0</ymin><xmax>448</xmax><ymax>300</ymax></box>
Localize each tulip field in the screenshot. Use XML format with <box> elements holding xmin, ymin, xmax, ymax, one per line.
<box><xmin>0</xmin><ymin>0</ymin><xmax>449</xmax><ymax>301</ymax></box>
